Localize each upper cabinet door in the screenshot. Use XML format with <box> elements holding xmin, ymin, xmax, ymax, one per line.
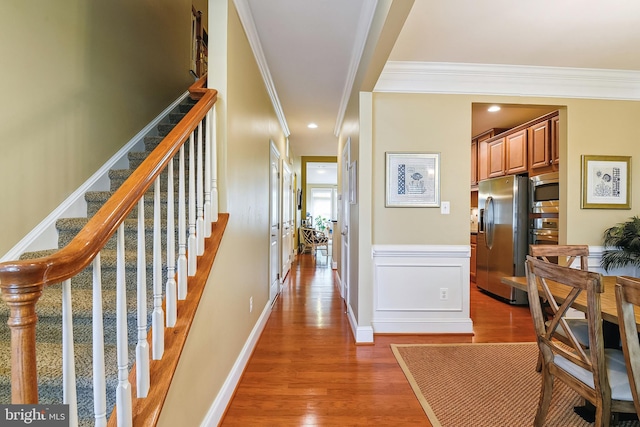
<box><xmin>471</xmin><ymin>139</ymin><xmax>478</xmax><ymax>186</ymax></box>
<box><xmin>487</xmin><ymin>137</ymin><xmax>506</xmax><ymax>178</ymax></box>
<box><xmin>528</xmin><ymin>120</ymin><xmax>551</xmax><ymax>171</ymax></box>
<box><xmin>506</xmin><ymin>129</ymin><xmax>527</xmax><ymax>174</ymax></box>
<box><xmin>551</xmin><ymin>115</ymin><xmax>560</xmax><ymax>169</ymax></box>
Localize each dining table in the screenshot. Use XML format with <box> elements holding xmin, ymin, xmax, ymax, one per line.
<box><xmin>501</xmin><ymin>275</ymin><xmax>640</xmax><ymax>328</ymax></box>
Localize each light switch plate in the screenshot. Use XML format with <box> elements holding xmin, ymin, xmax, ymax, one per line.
<box><xmin>441</xmin><ymin>201</ymin><xmax>450</xmax><ymax>214</ymax></box>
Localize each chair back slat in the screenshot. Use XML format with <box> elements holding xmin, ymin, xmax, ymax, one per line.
<box><xmin>615</xmin><ymin>276</ymin><xmax>640</xmax><ymax>416</ymax></box>
<box><xmin>530</xmin><ymin>244</ymin><xmax>589</xmax><ymax>270</ymax></box>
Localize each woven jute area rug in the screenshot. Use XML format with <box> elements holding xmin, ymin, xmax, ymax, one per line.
<box><xmin>391</xmin><ymin>342</ymin><xmax>640</xmax><ymax>427</ymax></box>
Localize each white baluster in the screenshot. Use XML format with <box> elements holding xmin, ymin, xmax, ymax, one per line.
<box><xmin>211</xmin><ymin>105</ymin><xmax>219</xmax><ymax>223</ymax></box>
<box><xmin>177</xmin><ymin>144</ymin><xmax>188</xmax><ymax>300</ymax></box>
<box><xmin>116</xmin><ymin>224</ymin><xmax>133</xmax><ymax>426</ymax></box>
<box><xmin>188</xmin><ymin>132</ymin><xmax>197</xmax><ymax>276</ymax></box>
<box><xmin>152</xmin><ymin>177</ymin><xmax>164</xmax><ymax>360</ymax></box>
<box><xmin>166</xmin><ymin>157</ymin><xmax>177</xmax><ymax>327</ymax></box>
<box><xmin>203</xmin><ymin>111</ymin><xmax>212</xmax><ymax>236</ymax></box>
<box><xmin>196</xmin><ymin>121</ymin><xmax>205</xmax><ymax>255</ymax></box>
<box><xmin>62</xmin><ymin>278</ymin><xmax>78</xmax><ymax>427</ymax></box>
<box><xmin>136</xmin><ymin>197</ymin><xmax>150</xmax><ymax>397</ymax></box>
<box><xmin>92</xmin><ymin>254</ymin><xmax>107</xmax><ymax>427</ymax></box>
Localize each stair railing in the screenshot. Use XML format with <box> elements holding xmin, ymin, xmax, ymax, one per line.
<box><xmin>0</xmin><ymin>74</ymin><xmax>220</xmax><ymax>426</ymax></box>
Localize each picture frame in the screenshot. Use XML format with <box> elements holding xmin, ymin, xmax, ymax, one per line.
<box><xmin>349</xmin><ymin>161</ymin><xmax>357</xmax><ymax>204</ymax></box>
<box><xmin>581</xmin><ymin>155</ymin><xmax>631</xmax><ymax>209</ymax></box>
<box><xmin>386</xmin><ymin>152</ymin><xmax>440</xmax><ymax>207</ymax></box>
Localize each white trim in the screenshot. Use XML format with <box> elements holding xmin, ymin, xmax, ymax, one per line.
<box><xmin>1</xmin><ymin>92</ymin><xmax>190</xmax><ymax>262</ymax></box>
<box><xmin>199</xmin><ymin>301</ymin><xmax>272</xmax><ymax>427</ymax></box>
<box><xmin>374</xmin><ymin>61</ymin><xmax>640</xmax><ymax>100</ymax></box>
<box><xmin>334</xmin><ymin>0</ymin><xmax>378</xmax><ymax>137</ymax></box>
<box><xmin>372</xmin><ymin>244</ymin><xmax>470</xmax><ymax>258</ymax></box>
<box><xmin>371</xmin><ymin>244</ymin><xmax>472</xmax><ymax>334</ymax></box>
<box><xmin>347</xmin><ymin>305</ymin><xmax>374</xmax><ymax>344</ymax></box>
<box><xmin>372</xmin><ymin>318</ymin><xmax>473</xmax><ymax>334</ymax></box>
<box><xmin>233</xmin><ymin>0</ymin><xmax>290</xmax><ymax>137</ymax></box>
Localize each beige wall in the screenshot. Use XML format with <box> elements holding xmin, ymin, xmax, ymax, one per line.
<box><xmin>336</xmin><ymin>0</ymin><xmax>414</xmax><ymax>329</ymax></box>
<box><xmin>371</xmin><ymin>93</ymin><xmax>640</xmax><ymax>248</ymax></box>
<box><xmin>157</xmin><ymin>1</ymin><xmax>288</xmax><ymax>425</ymax></box>
<box><xmin>0</xmin><ymin>0</ymin><xmax>193</xmax><ymax>256</ymax></box>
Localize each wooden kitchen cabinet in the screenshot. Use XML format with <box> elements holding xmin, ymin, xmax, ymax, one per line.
<box><xmin>506</xmin><ymin>129</ymin><xmax>527</xmax><ymax>174</ymax></box>
<box><xmin>475</xmin><ymin>131</ymin><xmax>495</xmax><ymax>183</ymax></box>
<box><xmin>528</xmin><ymin>119</ymin><xmax>552</xmax><ymax>174</ymax></box>
<box><xmin>487</xmin><ymin>137</ymin><xmax>506</xmax><ymax>178</ymax></box>
<box><xmin>551</xmin><ymin>115</ymin><xmax>560</xmax><ymax>169</ymax></box>
<box><xmin>471</xmin><ymin>138</ymin><xmax>478</xmax><ymax>186</ymax></box>
<box><xmin>470</xmin><ymin>234</ymin><xmax>477</xmax><ymax>282</ymax></box>
<box><xmin>528</xmin><ymin>112</ymin><xmax>560</xmax><ymax>176</ymax></box>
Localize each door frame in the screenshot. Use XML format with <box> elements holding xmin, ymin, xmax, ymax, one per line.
<box><xmin>340</xmin><ymin>139</ymin><xmax>351</xmax><ymax>304</ymax></box>
<box><xmin>269</xmin><ymin>142</ymin><xmax>281</xmax><ymax>303</ymax></box>
<box><xmin>281</xmin><ymin>160</ymin><xmax>293</xmax><ymax>283</ymax></box>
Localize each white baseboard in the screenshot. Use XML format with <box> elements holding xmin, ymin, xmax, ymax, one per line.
<box><xmin>200</xmin><ymin>300</ymin><xmax>272</xmax><ymax>427</ymax></box>
<box><xmin>372</xmin><ymin>318</ymin><xmax>474</xmax><ymax>334</ymax></box>
<box><xmin>1</xmin><ymin>92</ymin><xmax>190</xmax><ymax>262</ymax></box>
<box><xmin>346</xmin><ymin>304</ymin><xmax>374</xmax><ymax>343</ymax></box>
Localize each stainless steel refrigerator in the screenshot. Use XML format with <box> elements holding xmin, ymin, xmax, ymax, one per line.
<box><xmin>477</xmin><ymin>175</ymin><xmax>528</xmax><ymax>304</ymax></box>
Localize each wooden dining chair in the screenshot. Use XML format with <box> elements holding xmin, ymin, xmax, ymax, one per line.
<box><xmin>530</xmin><ymin>245</ymin><xmax>590</xmax><ymax>370</ymax></box>
<box><xmin>525</xmin><ymin>256</ymin><xmax>636</xmax><ymax>427</ymax></box>
<box><xmin>615</xmin><ymin>276</ymin><xmax>640</xmax><ymax>417</ymax></box>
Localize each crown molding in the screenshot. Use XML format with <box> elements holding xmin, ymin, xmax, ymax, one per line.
<box><xmin>233</xmin><ymin>0</ymin><xmax>290</xmax><ymax>136</ymax></box>
<box><xmin>334</xmin><ymin>0</ymin><xmax>378</xmax><ymax>137</ymax></box>
<box><xmin>375</xmin><ymin>61</ymin><xmax>640</xmax><ymax>101</ymax></box>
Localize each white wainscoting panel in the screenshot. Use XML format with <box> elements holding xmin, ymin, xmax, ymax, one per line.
<box><xmin>371</xmin><ymin>245</ymin><xmax>473</xmax><ymax>334</ymax></box>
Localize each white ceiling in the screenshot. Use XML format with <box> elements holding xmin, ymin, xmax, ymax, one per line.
<box><xmin>239</xmin><ymin>0</ymin><xmax>640</xmax><ymax>156</ymax></box>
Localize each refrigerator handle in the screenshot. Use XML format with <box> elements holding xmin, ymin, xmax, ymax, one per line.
<box><xmin>485</xmin><ymin>196</ymin><xmax>494</xmax><ymax>250</ymax></box>
<box><xmin>479</xmin><ymin>208</ymin><xmax>485</xmax><ymax>233</ymax></box>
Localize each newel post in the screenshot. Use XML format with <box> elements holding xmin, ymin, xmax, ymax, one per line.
<box><xmin>0</xmin><ymin>282</ymin><xmax>43</xmax><ymax>403</ymax></box>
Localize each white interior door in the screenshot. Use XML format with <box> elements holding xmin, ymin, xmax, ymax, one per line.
<box><xmin>269</xmin><ymin>143</ymin><xmax>281</xmax><ymax>302</ymax></box>
<box><xmin>340</xmin><ymin>140</ymin><xmax>350</xmax><ymax>304</ymax></box>
<box><xmin>281</xmin><ymin>161</ymin><xmax>293</xmax><ymax>281</ymax></box>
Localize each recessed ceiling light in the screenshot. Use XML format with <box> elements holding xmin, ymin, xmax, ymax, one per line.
<box><xmin>488</xmin><ymin>105</ymin><xmax>501</xmax><ymax>113</ymax></box>
<box><xmin>307</xmin><ymin>123</ymin><xmax>318</xmax><ymax>129</ymax></box>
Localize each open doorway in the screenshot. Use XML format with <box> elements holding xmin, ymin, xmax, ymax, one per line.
<box><xmin>301</xmin><ymin>157</ymin><xmax>337</xmax><ymax>265</ymax></box>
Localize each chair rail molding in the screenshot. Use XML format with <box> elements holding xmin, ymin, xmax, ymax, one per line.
<box><xmin>371</xmin><ymin>244</ymin><xmax>473</xmax><ymax>334</ymax></box>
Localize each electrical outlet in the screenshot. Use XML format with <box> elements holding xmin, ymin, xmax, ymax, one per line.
<box><xmin>440</xmin><ymin>288</ymin><xmax>448</xmax><ymax>300</ymax></box>
<box><xmin>250</xmin><ymin>297</ymin><xmax>253</xmax><ymax>313</ymax></box>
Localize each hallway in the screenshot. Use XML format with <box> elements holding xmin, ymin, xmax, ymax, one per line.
<box><xmin>220</xmin><ymin>254</ymin><xmax>536</xmax><ymax>426</ymax></box>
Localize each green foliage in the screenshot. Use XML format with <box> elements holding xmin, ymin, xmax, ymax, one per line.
<box><xmin>601</xmin><ymin>216</ymin><xmax>640</xmax><ymax>272</ymax></box>
<box><xmin>315</xmin><ymin>215</ymin><xmax>328</xmax><ymax>232</ymax></box>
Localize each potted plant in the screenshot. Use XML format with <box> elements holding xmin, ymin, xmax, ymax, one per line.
<box><xmin>314</xmin><ymin>215</ymin><xmax>328</xmax><ymax>233</ymax></box>
<box><xmin>600</xmin><ymin>216</ymin><xmax>640</xmax><ymax>272</ymax></box>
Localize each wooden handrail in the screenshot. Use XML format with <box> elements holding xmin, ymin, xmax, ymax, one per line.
<box><xmin>188</xmin><ymin>74</ymin><xmax>208</xmax><ymax>100</ymax></box>
<box><xmin>0</xmin><ymin>78</ymin><xmax>217</xmax><ymax>404</ymax></box>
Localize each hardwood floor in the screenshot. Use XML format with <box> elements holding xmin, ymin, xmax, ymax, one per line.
<box><xmin>219</xmin><ymin>253</ymin><xmax>536</xmax><ymax>426</ymax></box>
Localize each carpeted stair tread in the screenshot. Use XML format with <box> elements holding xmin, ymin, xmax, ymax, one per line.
<box><xmin>0</xmin><ymin>341</ymin><xmax>135</xmax><ymax>426</ymax></box>
<box><xmin>0</xmin><ymin>282</ymin><xmax>154</xmax><ymax>322</ymax></box>
<box><xmin>56</xmin><ymin>216</ymin><xmax>184</xmax><ymax>250</ymax></box>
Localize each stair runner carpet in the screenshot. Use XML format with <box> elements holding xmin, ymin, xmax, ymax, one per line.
<box><xmin>0</xmin><ymin>97</ymin><xmax>197</xmax><ymax>426</ymax></box>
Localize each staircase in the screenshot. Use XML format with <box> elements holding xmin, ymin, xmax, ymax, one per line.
<box><xmin>0</xmin><ymin>97</ymin><xmax>198</xmax><ymax>426</ymax></box>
